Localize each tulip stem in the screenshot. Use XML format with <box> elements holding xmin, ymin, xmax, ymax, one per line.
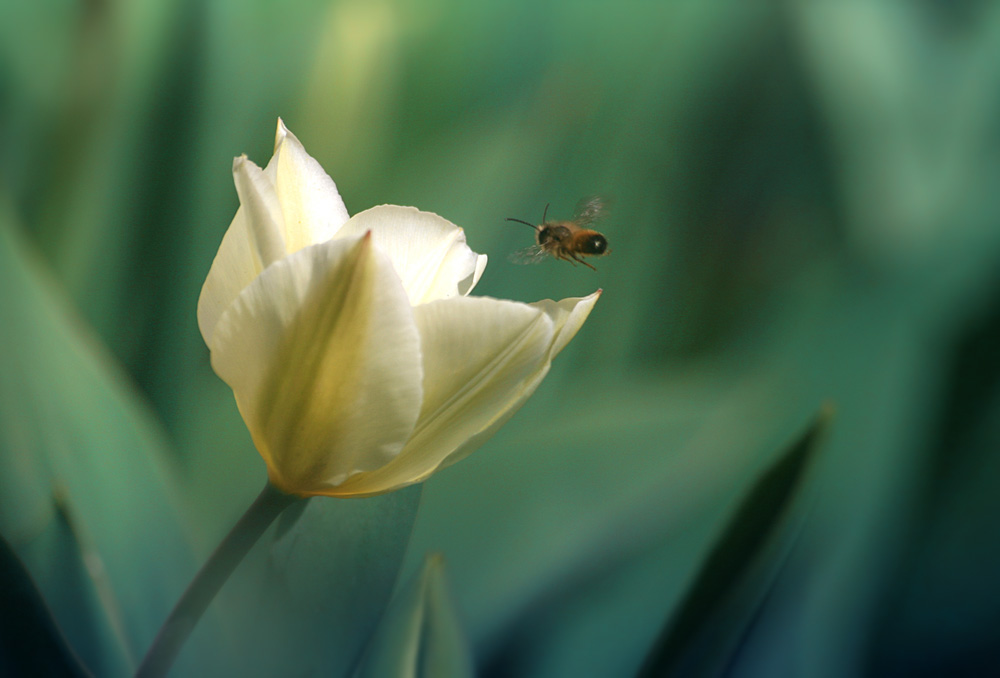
<box><xmin>135</xmin><ymin>481</ymin><xmax>302</xmax><ymax>678</ymax></box>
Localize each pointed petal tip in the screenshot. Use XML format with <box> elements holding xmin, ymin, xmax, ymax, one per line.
<box><xmin>350</xmin><ymin>229</ymin><xmax>375</xmax><ymax>260</ymax></box>
<box><xmin>539</xmin><ymin>289</ymin><xmax>601</xmax><ymax>359</ymax></box>
<box><xmin>274</xmin><ymin>117</ymin><xmax>289</xmax><ymax>151</ymax></box>
<box><xmin>580</xmin><ymin>288</ymin><xmax>602</xmax><ymax>310</ymax></box>
<box><xmin>274</xmin><ymin>117</ymin><xmax>307</xmax><ymax>156</ymax></box>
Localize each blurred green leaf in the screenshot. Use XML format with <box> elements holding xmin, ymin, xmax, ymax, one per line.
<box><xmin>638</xmin><ymin>407</ymin><xmax>831</xmax><ymax>678</ymax></box>
<box><xmin>0</xmin><ymin>210</ymin><xmax>218</xmax><ymax>676</ymax></box>
<box><xmin>866</xmin><ymin>288</ymin><xmax>1000</xmax><ymax>676</ymax></box>
<box><xmin>0</xmin><ymin>533</ymin><xmax>91</xmax><ymax>678</ymax></box>
<box><xmin>449</xmin><ymin>385</ymin><xmax>822</xmax><ymax>678</ymax></box>
<box><xmin>207</xmin><ymin>486</ymin><xmax>424</xmax><ymax>677</ymax></box>
<box><xmin>790</xmin><ymin>0</ymin><xmax>1000</xmax><ymax>267</ymax></box>
<box><xmin>355</xmin><ymin>554</ymin><xmax>473</xmax><ymax>678</ymax></box>
<box><xmin>406</xmin><ymin>362</ymin><xmax>814</xmax><ymax>654</ymax></box>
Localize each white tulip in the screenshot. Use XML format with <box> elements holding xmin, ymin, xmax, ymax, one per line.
<box><xmin>197</xmin><ymin>119</ymin><xmax>600</xmax><ymax>497</ymax></box>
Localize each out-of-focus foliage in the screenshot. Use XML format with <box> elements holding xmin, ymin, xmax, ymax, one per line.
<box><xmin>2</xmin><ymin>0</ymin><xmax>1000</xmax><ymax>676</ymax></box>
<box><xmin>355</xmin><ymin>554</ymin><xmax>474</xmax><ymax>678</ymax></box>
<box><xmin>213</xmin><ymin>486</ymin><xmax>423</xmax><ymax>677</ymax></box>
<box><xmin>638</xmin><ymin>410</ymin><xmax>830</xmax><ymax>678</ymax></box>
<box><xmin>0</xmin><ymin>532</ymin><xmax>91</xmax><ymax>678</ymax></box>
<box><xmin>0</xmin><ymin>208</ymin><xmax>222</xmax><ymax>676</ymax></box>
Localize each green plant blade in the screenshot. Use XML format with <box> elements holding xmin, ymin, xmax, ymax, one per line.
<box><xmin>0</xmin><ymin>533</ymin><xmax>91</xmax><ymax>678</ymax></box>
<box><xmin>0</xmin><ymin>211</ymin><xmax>218</xmax><ymax>676</ymax></box>
<box><xmin>355</xmin><ymin>554</ymin><xmax>473</xmax><ymax>678</ymax></box>
<box><xmin>207</xmin><ymin>485</ymin><xmax>424</xmax><ymax>677</ymax></box>
<box><xmin>638</xmin><ymin>407</ymin><xmax>832</xmax><ymax>678</ymax></box>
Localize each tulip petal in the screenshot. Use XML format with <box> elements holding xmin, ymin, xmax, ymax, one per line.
<box><xmin>336</xmin><ymin>206</ymin><xmax>484</xmax><ymax>305</ymax></box>
<box><xmin>532</xmin><ymin>289</ymin><xmax>603</xmax><ymax>359</ymax></box>
<box><xmin>333</xmin><ymin>291</ymin><xmax>599</xmax><ymax>496</ymax></box>
<box><xmin>458</xmin><ymin>252</ymin><xmax>489</xmax><ymax>297</ymax></box>
<box><xmin>233</xmin><ymin>154</ymin><xmax>287</xmax><ymax>269</ymax></box>
<box><xmin>197</xmin><ymin>154</ymin><xmax>286</xmax><ymax>347</ymax></box>
<box><xmin>273</xmin><ymin>119</ymin><xmax>350</xmax><ymax>252</ymax></box>
<box><xmin>435</xmin><ymin>291</ymin><xmax>602</xmax><ymax>469</ymax></box>
<box><xmin>210</xmin><ymin>234</ymin><xmax>424</xmax><ymax>494</ymax></box>
<box><xmin>198</xmin><ymin>121</ymin><xmax>351</xmax><ymax>350</ymax></box>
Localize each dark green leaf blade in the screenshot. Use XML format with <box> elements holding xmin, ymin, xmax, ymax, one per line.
<box><xmin>0</xmin><ymin>532</ymin><xmax>91</xmax><ymax>678</ymax></box>
<box><xmin>639</xmin><ymin>406</ymin><xmax>833</xmax><ymax>678</ymax></box>
<box><xmin>210</xmin><ymin>485</ymin><xmax>424</xmax><ymax>677</ymax></box>
<box><xmin>354</xmin><ymin>554</ymin><xmax>474</xmax><ymax>678</ymax></box>
<box><xmin>0</xmin><ymin>209</ymin><xmax>220</xmax><ymax>675</ymax></box>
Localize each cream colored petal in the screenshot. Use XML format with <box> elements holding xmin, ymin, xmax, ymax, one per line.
<box><xmin>333</xmin><ymin>293</ymin><xmax>599</xmax><ymax>497</ymax></box>
<box><xmin>197</xmin><ymin>155</ymin><xmax>287</xmax><ymax>347</ymax></box>
<box><xmin>531</xmin><ymin>289</ymin><xmax>602</xmax><ymax>359</ymax></box>
<box><xmin>432</xmin><ymin>290</ymin><xmax>602</xmax><ymax>467</ymax></box>
<box><xmin>209</xmin><ymin>234</ymin><xmax>424</xmax><ymax>495</ymax></box>
<box><xmin>458</xmin><ymin>253</ymin><xmax>489</xmax><ymax>296</ymax></box>
<box><xmin>272</xmin><ymin>119</ymin><xmax>350</xmax><ymax>252</ymax></box>
<box><xmin>233</xmin><ymin>155</ymin><xmax>287</xmax><ymax>268</ymax></box>
<box><xmin>437</xmin><ymin>290</ymin><xmax>600</xmax><ymax>471</ymax></box>
<box><xmin>335</xmin><ymin>206</ymin><xmax>484</xmax><ymax>305</ymax></box>
<box><xmin>333</xmin><ymin>290</ymin><xmax>601</xmax><ymax>496</ymax></box>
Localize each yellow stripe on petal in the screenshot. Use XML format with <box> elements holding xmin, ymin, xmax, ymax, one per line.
<box><xmin>210</xmin><ymin>233</ymin><xmax>423</xmax><ymax>496</ymax></box>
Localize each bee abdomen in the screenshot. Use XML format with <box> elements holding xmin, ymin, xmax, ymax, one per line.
<box><xmin>579</xmin><ymin>232</ymin><xmax>608</xmax><ymax>255</ymax></box>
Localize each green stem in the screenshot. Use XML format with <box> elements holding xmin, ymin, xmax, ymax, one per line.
<box><xmin>135</xmin><ymin>481</ymin><xmax>302</xmax><ymax>678</ymax></box>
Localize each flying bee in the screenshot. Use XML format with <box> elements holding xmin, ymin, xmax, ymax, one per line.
<box><xmin>506</xmin><ymin>196</ymin><xmax>611</xmax><ymax>271</ymax></box>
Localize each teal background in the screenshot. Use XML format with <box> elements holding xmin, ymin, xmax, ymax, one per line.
<box><xmin>3</xmin><ymin>1</ymin><xmax>1000</xmax><ymax>676</ymax></box>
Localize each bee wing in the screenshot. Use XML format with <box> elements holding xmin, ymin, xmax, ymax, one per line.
<box><xmin>572</xmin><ymin>196</ymin><xmax>611</xmax><ymax>228</ymax></box>
<box><xmin>508</xmin><ymin>245</ymin><xmax>549</xmax><ymax>265</ymax></box>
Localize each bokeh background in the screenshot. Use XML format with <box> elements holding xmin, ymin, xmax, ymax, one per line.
<box><xmin>3</xmin><ymin>1</ymin><xmax>1000</xmax><ymax>676</ymax></box>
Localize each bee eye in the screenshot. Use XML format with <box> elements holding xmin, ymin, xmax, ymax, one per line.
<box><xmin>585</xmin><ymin>234</ymin><xmax>608</xmax><ymax>255</ymax></box>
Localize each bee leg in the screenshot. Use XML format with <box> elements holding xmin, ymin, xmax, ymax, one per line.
<box><xmin>572</xmin><ymin>254</ymin><xmax>597</xmax><ymax>271</ymax></box>
<box><xmin>559</xmin><ymin>253</ymin><xmax>577</xmax><ymax>267</ymax></box>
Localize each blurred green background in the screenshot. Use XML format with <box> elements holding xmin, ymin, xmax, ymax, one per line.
<box><xmin>3</xmin><ymin>0</ymin><xmax>1000</xmax><ymax>676</ymax></box>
